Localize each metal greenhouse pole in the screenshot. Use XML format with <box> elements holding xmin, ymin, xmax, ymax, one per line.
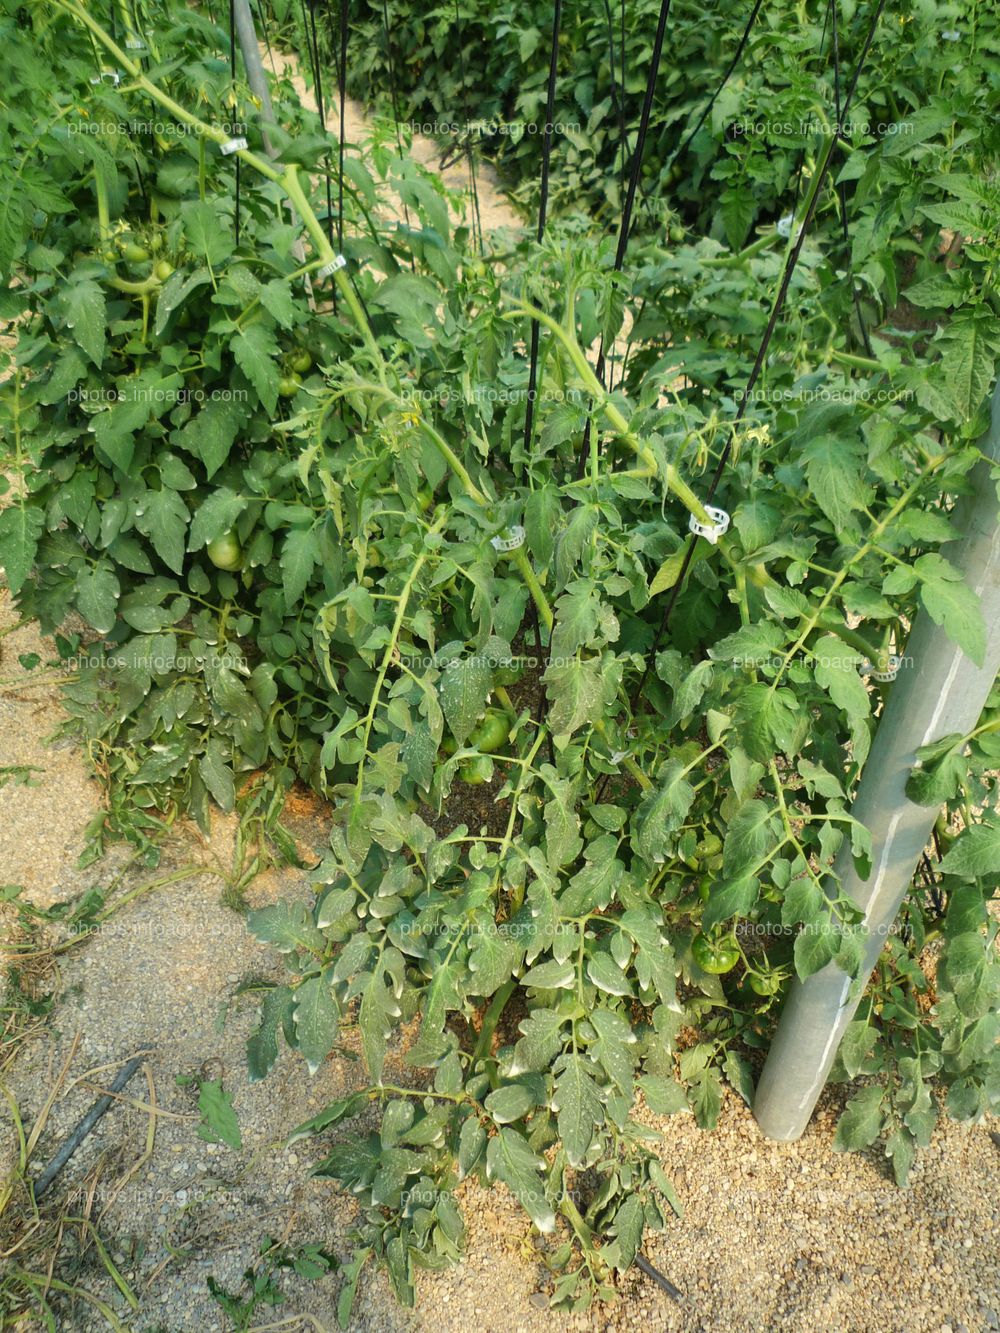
<box><xmin>754</xmin><ymin>378</ymin><xmax>1000</xmax><ymax>1140</ymax></box>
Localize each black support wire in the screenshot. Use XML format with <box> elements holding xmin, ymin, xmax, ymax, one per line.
<box><xmin>829</xmin><ymin>0</ymin><xmax>875</xmax><ymax>357</ymax></box>
<box><xmin>379</xmin><ymin>0</ymin><xmax>414</xmax><ymax>257</ymax></box>
<box><xmin>574</xmin><ymin>0</ymin><xmax>675</xmax><ymax>479</ymax></box>
<box><xmin>301</xmin><ymin>0</ymin><xmax>335</xmax><ymax>245</ymax></box>
<box><xmin>521</xmin><ymin>0</ymin><xmax>564</xmax><ymax>456</ymax></box>
<box><xmin>228</xmin><ymin>0</ymin><xmax>242</xmax><ymax>241</ymax></box>
<box><xmin>629</xmin><ymin>0</ymin><xmax>888</xmax><ymax>709</ymax></box>
<box><xmin>451</xmin><ymin>0</ymin><xmax>483</xmax><ymax>255</ymax></box>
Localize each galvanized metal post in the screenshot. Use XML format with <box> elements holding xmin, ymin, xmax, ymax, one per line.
<box><xmin>754</xmin><ymin>380</ymin><xmax>1000</xmax><ymax>1140</ymax></box>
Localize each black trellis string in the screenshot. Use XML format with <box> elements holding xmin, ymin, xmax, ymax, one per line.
<box><xmin>255</xmin><ymin>0</ymin><xmax>278</xmax><ymax>74</ymax></box>
<box><xmin>574</xmin><ymin>0</ymin><xmax>674</xmax><ymax>480</ymax></box>
<box><xmin>601</xmin><ymin>0</ymin><xmax>626</xmax><ymax>203</ymax></box>
<box><xmin>379</xmin><ymin>0</ymin><xmax>414</xmax><ymax>260</ymax></box>
<box><xmin>678</xmin><ymin>0</ymin><xmax>764</xmax><ymax>163</ymax></box>
<box><xmin>228</xmin><ymin>0</ymin><xmax>241</xmax><ymax>242</ymax></box>
<box><xmin>451</xmin><ymin>0</ymin><xmax>483</xmax><ymax>256</ymax></box>
<box><xmin>629</xmin><ymin>0</ymin><xmax>887</xmax><ymax>710</ymax></box>
<box><xmin>521</xmin><ymin>0</ymin><xmax>563</xmax><ymax>457</ymax></box>
<box><xmin>301</xmin><ymin>0</ymin><xmax>335</xmax><ymax>246</ymax></box>
<box><xmin>829</xmin><ymin>0</ymin><xmax>874</xmax><ymax>357</ymax></box>
<box><xmin>338</xmin><ymin>0</ymin><xmax>347</xmax><ymax>256</ymax></box>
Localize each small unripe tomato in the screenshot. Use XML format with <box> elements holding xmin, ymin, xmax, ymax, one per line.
<box><xmin>691</xmin><ymin>931</ymin><xmax>739</xmax><ymax>975</ymax></box>
<box><xmin>468</xmin><ymin>709</ymin><xmax>509</xmax><ymax>754</ymax></box>
<box><xmin>123</xmin><ymin>242</ymin><xmax>150</xmax><ymax>263</ymax></box>
<box><xmin>206</xmin><ymin>530</ymin><xmax>243</xmax><ymax>570</ymax></box>
<box><xmin>290</xmin><ymin>350</ymin><xmax>312</xmax><ymax>373</ymax></box>
<box><xmin>458</xmin><ymin>755</ymin><xmax>492</xmax><ymax>785</ymax></box>
<box><xmin>278</xmin><ymin>373</ymin><xmax>301</xmax><ymax>398</ymax></box>
<box><xmin>154</xmin><ymin>259</ymin><xmax>174</xmax><ymax>281</ymax></box>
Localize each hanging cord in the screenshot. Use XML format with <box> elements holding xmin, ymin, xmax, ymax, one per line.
<box><xmin>601</xmin><ymin>0</ymin><xmax>627</xmax><ymax>204</ymax></box>
<box><xmin>228</xmin><ymin>0</ymin><xmax>242</xmax><ymax>242</ymax></box>
<box><xmin>254</xmin><ymin>0</ymin><xmax>278</xmax><ymax>75</ymax></box>
<box><xmin>338</xmin><ymin>0</ymin><xmax>347</xmax><ymax>256</ymax></box>
<box><xmin>628</xmin><ymin>0</ymin><xmax>887</xmax><ymax>711</ymax></box>
<box><xmin>521</xmin><ymin>0</ymin><xmax>564</xmax><ymax>457</ymax></box>
<box><xmin>574</xmin><ymin>0</ymin><xmax>675</xmax><ymax>480</ymax></box>
<box><xmin>829</xmin><ymin>0</ymin><xmax>875</xmax><ymax>357</ymax></box>
<box><xmin>450</xmin><ymin>0</ymin><xmax>483</xmax><ymax>254</ymax></box>
<box><xmin>379</xmin><ymin>0</ymin><xmax>415</xmax><ymax>262</ymax></box>
<box><xmin>301</xmin><ymin>0</ymin><xmax>335</xmax><ymax>245</ymax></box>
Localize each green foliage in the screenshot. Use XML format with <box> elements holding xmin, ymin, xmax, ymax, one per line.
<box><xmin>2</xmin><ymin>0</ymin><xmax>1000</xmax><ymax>1317</ymax></box>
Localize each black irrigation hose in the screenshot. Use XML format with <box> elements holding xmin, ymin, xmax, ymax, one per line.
<box><xmin>635</xmin><ymin>1252</ymin><xmax>685</xmax><ymax>1303</ymax></box>
<box><xmin>34</xmin><ymin>1053</ymin><xmax>151</xmax><ymax>1199</ymax></box>
<box><xmin>521</xmin><ymin>0</ymin><xmax>563</xmax><ymax>457</ymax></box>
<box><xmin>629</xmin><ymin>0</ymin><xmax>887</xmax><ymax>712</ymax></box>
<box><xmin>574</xmin><ymin>0</ymin><xmax>674</xmax><ymax>479</ymax></box>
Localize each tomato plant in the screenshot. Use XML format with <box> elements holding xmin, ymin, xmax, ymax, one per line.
<box><xmin>1</xmin><ymin>0</ymin><xmax>999</xmax><ymax>1322</ymax></box>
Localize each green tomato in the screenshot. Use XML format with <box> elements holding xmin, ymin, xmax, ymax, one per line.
<box><xmin>123</xmin><ymin>242</ymin><xmax>150</xmax><ymax>263</ymax></box>
<box><xmin>206</xmin><ymin>530</ymin><xmax>243</xmax><ymax>571</ymax></box>
<box><xmin>469</xmin><ymin>709</ymin><xmax>510</xmax><ymax>754</ymax></box>
<box><xmin>750</xmin><ymin>971</ymin><xmax>784</xmax><ymax>997</ymax></box>
<box><xmin>691</xmin><ymin>931</ymin><xmax>739</xmax><ymax>975</ymax></box>
<box><xmin>696</xmin><ymin>876</ymin><xmax>711</xmax><ymax>903</ymax></box>
<box><xmin>669</xmin><ymin>224</ymin><xmax>685</xmax><ymax>243</ymax></box>
<box><xmin>458</xmin><ymin>755</ymin><xmax>492</xmax><ymax>785</ymax></box>
<box><xmin>416</xmin><ymin>486</ymin><xmax>434</xmax><ymax>512</ymax></box>
<box><xmin>278</xmin><ymin>373</ymin><xmax>301</xmax><ymax>398</ymax></box>
<box><xmin>290</xmin><ymin>350</ymin><xmax>312</xmax><ymax>373</ymax></box>
<box><xmin>440</xmin><ymin>735</ymin><xmax>457</xmax><ymax>757</ymax></box>
<box><xmin>154</xmin><ymin>259</ymin><xmax>174</xmax><ymax>281</ymax></box>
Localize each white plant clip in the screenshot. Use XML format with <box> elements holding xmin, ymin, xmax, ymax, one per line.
<box><xmin>220</xmin><ymin>136</ymin><xmax>248</xmax><ymax>155</ymax></box>
<box><xmin>688</xmin><ymin>505</ymin><xmax>730</xmax><ymax>545</ymax></box>
<box><xmin>490</xmin><ymin>524</ymin><xmax>525</xmax><ymax>553</ymax></box>
<box><xmin>609</xmin><ymin>750</ymin><xmax>630</xmax><ymax>764</ymax></box>
<box><xmin>125</xmin><ymin>35</ymin><xmax>146</xmax><ymax>50</ymax></box>
<box><xmin>317</xmin><ymin>255</ymin><xmax>347</xmax><ymax>279</ymax></box>
<box><xmin>90</xmin><ymin>70</ymin><xmax>122</xmax><ymax>86</ymax></box>
<box><xmin>870</xmin><ymin>654</ymin><xmax>901</xmax><ymax>683</ymax></box>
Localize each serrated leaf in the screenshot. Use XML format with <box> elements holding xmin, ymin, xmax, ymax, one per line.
<box><xmin>486</xmin><ymin>1127</ymin><xmax>555</xmax><ymax>1232</ymax></box>
<box><xmin>0</xmin><ymin>505</ymin><xmax>44</xmax><ymax>595</ymax></box>
<box><xmin>197</xmin><ymin>1079</ymin><xmax>241</xmax><ymax>1149</ymax></box>
<box><xmin>75</xmin><ymin>563</ymin><xmax>120</xmax><ymax>635</ymax></box>
<box><xmin>800</xmin><ymin>434</ymin><xmax>871</xmax><ymax>533</ymax></box>
<box><xmin>62</xmin><ymin>278</ymin><xmax>106</xmax><ymax>366</ymax></box>
<box><xmin>280</xmin><ymin>526</ymin><xmax>317</xmax><ymax>611</ymax></box>
<box><xmin>833</xmin><ymin>1085</ymin><xmax>884</xmax><ymax>1151</ymax></box>
<box><xmin>180</xmin><ymin>198</ymin><xmax>236</xmax><ymax>267</ymax></box>
<box><xmin>247</xmin><ymin>985</ymin><xmax>294</xmax><ymax>1083</ymax></box>
<box><xmin>175</xmin><ymin>394</ymin><xmax>244</xmax><ymax>478</ymax></box>
<box><xmin>553</xmin><ymin>1054</ymin><xmax>604</xmax><ymax>1166</ymax></box>
<box><xmin>542</xmin><ymin>656</ymin><xmax>604</xmax><ymax>737</ymax></box>
<box><xmin>485</xmin><ymin>1083</ymin><xmax>535</xmax><ymax>1124</ymax></box>
<box><xmin>439</xmin><ymin>655</ymin><xmax>492</xmax><ymax>745</ymax></box>
<box><xmin>294</xmin><ymin>971</ymin><xmax>340</xmax><ymax>1075</ymax></box>
<box><xmin>631</xmin><ymin>760</ymin><xmax>695</xmax><ymax>864</ymax></box>
<box><xmin>940</xmin><ymin>823</ymin><xmax>1000</xmax><ymax>878</ymax></box>
<box><xmin>232</xmin><ymin>323</ymin><xmax>280</xmax><ymax>413</ymax></box>
<box><xmin>188</xmin><ymin>487</ymin><xmax>247</xmax><ymax>550</ymax></box>
<box><xmin>247</xmin><ymin>900</ymin><xmax>325</xmax><ymax>955</ymax></box>
<box><xmin>135</xmin><ymin>486</ymin><xmax>189</xmax><ymax>573</ymax></box>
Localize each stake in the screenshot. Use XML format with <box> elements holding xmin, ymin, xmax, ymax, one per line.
<box><xmin>754</xmin><ymin>378</ymin><xmax>1000</xmax><ymax>1141</ymax></box>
